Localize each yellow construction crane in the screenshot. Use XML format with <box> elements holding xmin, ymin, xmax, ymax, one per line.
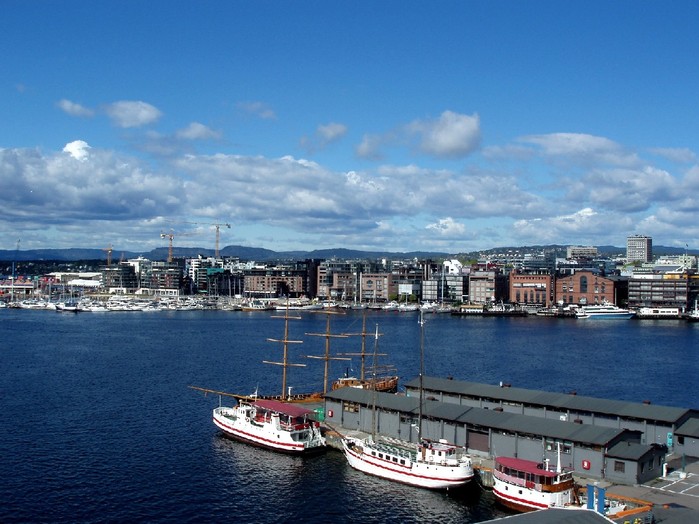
<box><xmin>178</xmin><ymin>221</ymin><xmax>231</xmax><ymax>258</ymax></box>
<box><xmin>160</xmin><ymin>230</ymin><xmax>195</xmax><ymax>263</ymax></box>
<box><xmin>102</xmin><ymin>244</ymin><xmax>113</xmax><ymax>267</ymax></box>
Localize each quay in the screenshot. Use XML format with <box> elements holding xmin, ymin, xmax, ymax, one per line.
<box><xmin>321</xmin><ymin>423</ymin><xmax>699</xmax><ymax>523</ymax></box>
<box><xmin>319</xmin><ymin>376</ymin><xmax>699</xmax><ymax>523</ymax></box>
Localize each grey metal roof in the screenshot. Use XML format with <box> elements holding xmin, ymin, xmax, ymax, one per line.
<box><xmin>325</xmin><ymin>388</ymin><xmax>626</xmax><ymax>446</ymax></box>
<box><xmin>483</xmin><ymin>508</ymin><xmax>612</xmax><ymax>523</ymax></box>
<box><xmin>607</xmin><ymin>440</ymin><xmax>657</xmax><ymax>461</ymax></box>
<box><xmin>406</xmin><ymin>376</ymin><xmax>691</xmax><ymax>423</ymax></box>
<box><xmin>675</xmin><ymin>415</ymin><xmax>699</xmax><ymax>438</ymax></box>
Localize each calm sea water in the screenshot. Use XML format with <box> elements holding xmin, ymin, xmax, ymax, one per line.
<box><xmin>1</xmin><ymin>308</ymin><xmax>697</xmax><ymax>523</ymax></box>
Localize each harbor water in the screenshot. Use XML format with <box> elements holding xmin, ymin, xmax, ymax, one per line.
<box><xmin>1</xmin><ymin>308</ymin><xmax>697</xmax><ymax>523</ymax></box>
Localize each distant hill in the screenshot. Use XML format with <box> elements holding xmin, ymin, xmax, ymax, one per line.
<box><xmin>0</xmin><ymin>243</ymin><xmax>695</xmax><ymax>263</ymax></box>
<box><xmin>0</xmin><ymin>245</ymin><xmax>450</xmax><ymax>263</ymax></box>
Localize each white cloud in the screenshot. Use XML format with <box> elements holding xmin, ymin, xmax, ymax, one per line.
<box><xmin>649</xmin><ymin>147</ymin><xmax>697</xmax><ymax>164</ymax></box>
<box><xmin>237</xmin><ymin>101</ymin><xmax>276</xmax><ymax>120</ymax></box>
<box><xmin>62</xmin><ymin>140</ymin><xmax>91</xmax><ymax>161</ymax></box>
<box><xmin>581</xmin><ymin>166</ymin><xmax>676</xmax><ymax>213</ymax></box>
<box><xmin>356</xmin><ymin>134</ymin><xmax>385</xmax><ymax>160</ymax></box>
<box><xmin>520</xmin><ymin>132</ymin><xmax>640</xmax><ymax>167</ymax></box>
<box><xmin>426</xmin><ymin>217</ymin><xmax>466</xmax><ymax>237</ymax></box>
<box><xmin>512</xmin><ymin>207</ymin><xmax>636</xmax><ymax>245</ymax></box>
<box><xmin>407</xmin><ymin>111</ymin><xmax>481</xmax><ymax>158</ymax></box>
<box><xmin>175</xmin><ymin>122</ymin><xmax>221</xmax><ymax>140</ymax></box>
<box><xmin>300</xmin><ymin>122</ymin><xmax>347</xmax><ymax>153</ymax></box>
<box><xmin>105</xmin><ymin>100</ymin><xmax>162</xmax><ymax>128</ymax></box>
<box><xmin>57</xmin><ymin>99</ymin><xmax>95</xmax><ymax>118</ymax></box>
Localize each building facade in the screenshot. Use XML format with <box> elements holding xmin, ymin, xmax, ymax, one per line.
<box><xmin>554</xmin><ymin>270</ymin><xmax>616</xmax><ymax>305</ymax></box>
<box><xmin>627</xmin><ymin>235</ymin><xmax>653</xmax><ymax>263</ymax></box>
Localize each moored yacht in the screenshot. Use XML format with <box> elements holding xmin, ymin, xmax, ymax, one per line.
<box><xmin>213</xmin><ymin>397</ymin><xmax>325</xmax><ymax>454</ymax></box>
<box><xmin>341</xmin><ymin>316</ymin><xmax>473</xmax><ymax>490</ymax></box>
<box><xmin>493</xmin><ymin>455</ymin><xmax>575</xmax><ymax>511</ymax></box>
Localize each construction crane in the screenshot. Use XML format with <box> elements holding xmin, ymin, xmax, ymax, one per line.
<box><xmin>212</xmin><ymin>222</ymin><xmax>231</xmax><ymax>258</ymax></box>
<box><xmin>160</xmin><ymin>230</ymin><xmax>195</xmax><ymax>263</ymax></box>
<box><xmin>102</xmin><ymin>244</ymin><xmax>113</xmax><ymax>267</ymax></box>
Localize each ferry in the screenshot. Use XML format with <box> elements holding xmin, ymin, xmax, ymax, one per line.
<box><xmin>575</xmin><ymin>302</ymin><xmax>635</xmax><ymax>319</ymax></box>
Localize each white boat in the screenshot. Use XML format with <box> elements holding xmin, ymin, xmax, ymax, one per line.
<box><xmin>343</xmin><ymin>435</ymin><xmax>474</xmax><ymax>490</ymax></box>
<box><xmin>493</xmin><ymin>453</ymin><xmax>575</xmax><ymax>512</ymax></box>
<box><xmin>635</xmin><ymin>307</ymin><xmax>681</xmax><ymax>319</ymax></box>
<box><xmin>195</xmin><ymin>303</ymin><xmax>327</xmax><ymax>453</ymax></box>
<box><xmin>341</xmin><ymin>317</ymin><xmax>474</xmax><ymax>490</ymax></box>
<box><xmin>212</xmin><ymin>398</ymin><xmax>325</xmax><ymax>454</ymax></box>
<box><xmin>575</xmin><ymin>302</ymin><xmax>635</xmax><ymax>319</ymax></box>
<box><xmin>493</xmin><ymin>447</ymin><xmax>630</xmax><ymax>517</ymax></box>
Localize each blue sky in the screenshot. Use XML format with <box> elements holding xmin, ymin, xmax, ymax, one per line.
<box><xmin>2</xmin><ymin>1</ymin><xmax>699</xmax><ymax>254</ymax></box>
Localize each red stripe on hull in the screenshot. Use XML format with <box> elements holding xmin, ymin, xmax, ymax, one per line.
<box><xmin>214</xmin><ymin>417</ymin><xmax>307</xmax><ymax>453</ymax></box>
<box><xmin>493</xmin><ymin>488</ymin><xmax>549</xmax><ymax>512</ymax></box>
<box><xmin>346</xmin><ymin>446</ymin><xmax>472</xmax><ymax>486</ymax></box>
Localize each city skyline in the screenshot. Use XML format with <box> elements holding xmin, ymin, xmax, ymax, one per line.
<box><xmin>2</xmin><ymin>2</ymin><xmax>699</xmax><ymax>254</ymax></box>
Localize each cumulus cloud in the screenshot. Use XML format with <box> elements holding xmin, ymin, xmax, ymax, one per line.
<box><xmin>62</xmin><ymin>140</ymin><xmax>91</xmax><ymax>161</ymax></box>
<box><xmin>300</xmin><ymin>122</ymin><xmax>347</xmax><ymax>153</ymax></box>
<box><xmin>582</xmin><ymin>166</ymin><xmax>676</xmax><ymax>213</ymax></box>
<box><xmin>512</xmin><ymin>207</ymin><xmax>634</xmax><ymax>245</ymax></box>
<box><xmin>649</xmin><ymin>147</ymin><xmax>697</xmax><ymax>164</ymax></box>
<box><xmin>105</xmin><ymin>100</ymin><xmax>162</xmax><ymax>128</ymax></box>
<box><xmin>57</xmin><ymin>99</ymin><xmax>95</xmax><ymax>118</ymax></box>
<box><xmin>356</xmin><ymin>134</ymin><xmax>385</xmax><ymax>160</ymax></box>
<box><xmin>519</xmin><ymin>132</ymin><xmax>639</xmax><ymax>167</ymax></box>
<box><xmin>407</xmin><ymin>111</ymin><xmax>481</xmax><ymax>158</ymax></box>
<box><xmin>0</xmin><ymin>146</ymin><xmax>183</xmax><ymax>227</ymax></box>
<box><xmin>237</xmin><ymin>101</ymin><xmax>276</xmax><ymax>119</ymax></box>
<box><xmin>426</xmin><ymin>217</ymin><xmax>466</xmax><ymax>236</ymax></box>
<box><xmin>356</xmin><ymin>111</ymin><xmax>480</xmax><ymax>160</ymax></box>
<box><xmin>175</xmin><ymin>122</ymin><xmax>221</xmax><ymax>140</ymax></box>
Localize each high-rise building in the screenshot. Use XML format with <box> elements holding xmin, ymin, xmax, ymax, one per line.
<box><xmin>626</xmin><ymin>235</ymin><xmax>653</xmax><ymax>263</ymax></box>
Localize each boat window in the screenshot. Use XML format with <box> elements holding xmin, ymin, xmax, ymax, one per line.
<box><xmin>400</xmin><ymin>459</ymin><xmax>405</xmax><ymax>465</ymax></box>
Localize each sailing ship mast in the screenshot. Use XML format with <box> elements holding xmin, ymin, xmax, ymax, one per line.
<box><xmin>340</xmin><ymin>311</ymin><xmax>386</xmax><ymax>381</ymax></box>
<box><xmin>418</xmin><ymin>310</ymin><xmax>425</xmax><ymax>438</ymax></box>
<box><xmin>306</xmin><ymin>310</ymin><xmax>350</xmax><ymax>394</ymax></box>
<box><xmin>371</xmin><ymin>323</ymin><xmax>379</xmax><ymax>441</ymax></box>
<box><xmin>264</xmin><ymin>300</ymin><xmax>305</xmax><ymax>399</ymax></box>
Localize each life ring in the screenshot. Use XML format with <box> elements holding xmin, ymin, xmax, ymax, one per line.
<box><xmin>327</xmin><ymin>409</ymin><xmax>334</xmax><ymax>418</ymax></box>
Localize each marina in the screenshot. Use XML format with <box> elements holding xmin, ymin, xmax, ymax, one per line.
<box><xmin>1</xmin><ymin>308</ymin><xmax>697</xmax><ymax>523</ymax></box>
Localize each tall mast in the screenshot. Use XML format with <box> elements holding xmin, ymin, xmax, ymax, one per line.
<box><xmin>418</xmin><ymin>310</ymin><xmax>425</xmax><ymax>438</ymax></box>
<box><xmin>339</xmin><ymin>310</ymin><xmax>385</xmax><ymax>381</ymax></box>
<box><xmin>264</xmin><ymin>299</ymin><xmax>305</xmax><ymax>399</ymax></box>
<box><xmin>306</xmin><ymin>310</ymin><xmax>350</xmax><ymax>394</ymax></box>
<box><xmin>371</xmin><ymin>323</ymin><xmax>379</xmax><ymax>440</ymax></box>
